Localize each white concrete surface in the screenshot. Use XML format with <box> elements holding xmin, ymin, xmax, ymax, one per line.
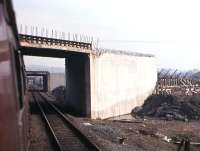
<box><xmin>90</xmin><ymin>53</ymin><xmax>157</xmax><ymax>119</ymax></box>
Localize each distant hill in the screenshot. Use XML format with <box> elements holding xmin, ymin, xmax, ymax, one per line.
<box><xmin>25</xmin><ymin>65</ymin><xmax>65</xmax><ymax>73</ymax></box>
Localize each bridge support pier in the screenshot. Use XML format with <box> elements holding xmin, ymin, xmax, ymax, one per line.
<box><xmin>65</xmin><ymin>53</ymin><xmax>91</xmax><ymax>117</ymax></box>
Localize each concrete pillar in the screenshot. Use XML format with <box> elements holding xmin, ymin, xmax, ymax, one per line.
<box><xmin>65</xmin><ymin>53</ymin><xmax>91</xmax><ymax>117</ymax></box>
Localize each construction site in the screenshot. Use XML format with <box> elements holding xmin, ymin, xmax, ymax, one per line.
<box><xmin>17</xmin><ymin>13</ymin><xmax>200</xmax><ymax>151</ymax></box>
<box><xmin>156</xmin><ymin>69</ymin><xmax>200</xmax><ymax>96</ymax></box>
<box><xmin>1</xmin><ymin>1</ymin><xmax>200</xmax><ymax>151</ymax></box>
<box><xmin>23</xmin><ymin>28</ymin><xmax>200</xmax><ymax>150</ymax></box>
<box><xmin>28</xmin><ymin>69</ymin><xmax>200</xmax><ymax>151</ymax></box>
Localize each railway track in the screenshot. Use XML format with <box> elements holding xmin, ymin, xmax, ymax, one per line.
<box><xmin>32</xmin><ymin>92</ymin><xmax>100</xmax><ymax>151</ymax></box>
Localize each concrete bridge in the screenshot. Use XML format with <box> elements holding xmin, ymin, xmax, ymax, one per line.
<box><xmin>19</xmin><ymin>33</ymin><xmax>157</xmax><ymax>119</ymax></box>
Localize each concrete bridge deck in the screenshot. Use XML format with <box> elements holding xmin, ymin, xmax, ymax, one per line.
<box><xmin>19</xmin><ymin>34</ymin><xmax>92</xmax><ymax>55</ymax></box>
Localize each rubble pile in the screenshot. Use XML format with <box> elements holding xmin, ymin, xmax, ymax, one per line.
<box><xmin>132</xmin><ymin>95</ymin><xmax>200</xmax><ymax>121</ymax></box>
<box><xmin>51</xmin><ymin>86</ymin><xmax>66</xmax><ymax>102</ymax></box>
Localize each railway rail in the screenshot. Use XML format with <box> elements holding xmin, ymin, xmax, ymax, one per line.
<box><xmin>32</xmin><ymin>92</ymin><xmax>100</xmax><ymax>151</ymax></box>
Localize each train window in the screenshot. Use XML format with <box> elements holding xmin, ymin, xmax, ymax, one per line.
<box><xmin>14</xmin><ymin>50</ymin><xmax>25</xmax><ymax>109</ymax></box>
<box><xmin>21</xmin><ymin>54</ymin><xmax>26</xmax><ymax>93</ymax></box>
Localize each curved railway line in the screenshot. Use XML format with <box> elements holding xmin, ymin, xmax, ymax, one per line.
<box><xmin>32</xmin><ymin>92</ymin><xmax>100</xmax><ymax>151</ymax></box>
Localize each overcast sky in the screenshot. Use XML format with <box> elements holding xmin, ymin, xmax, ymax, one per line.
<box><xmin>13</xmin><ymin>0</ymin><xmax>200</xmax><ymax>69</ymax></box>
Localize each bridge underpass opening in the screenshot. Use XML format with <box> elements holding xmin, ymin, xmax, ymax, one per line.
<box><xmin>22</xmin><ymin>47</ymin><xmax>91</xmax><ymax>117</ymax></box>
<box><xmin>26</xmin><ymin>71</ymin><xmax>50</xmax><ymax>92</ymax></box>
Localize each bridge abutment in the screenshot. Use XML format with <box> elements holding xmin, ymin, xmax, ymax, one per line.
<box><xmin>65</xmin><ymin>53</ymin><xmax>91</xmax><ymax>117</ymax></box>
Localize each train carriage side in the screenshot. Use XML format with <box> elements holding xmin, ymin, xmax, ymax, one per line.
<box><xmin>0</xmin><ymin>0</ymin><xmax>29</xmax><ymax>151</ymax></box>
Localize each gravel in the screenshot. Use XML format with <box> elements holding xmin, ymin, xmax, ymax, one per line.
<box><xmin>29</xmin><ymin>115</ymin><xmax>53</xmax><ymax>151</ymax></box>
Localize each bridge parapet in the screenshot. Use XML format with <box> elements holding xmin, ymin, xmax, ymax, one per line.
<box><xmin>19</xmin><ymin>34</ymin><xmax>93</xmax><ymax>53</ymax></box>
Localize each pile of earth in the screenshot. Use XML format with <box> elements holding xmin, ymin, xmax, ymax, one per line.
<box><xmin>51</xmin><ymin>86</ymin><xmax>66</xmax><ymax>103</ymax></box>
<box><xmin>132</xmin><ymin>95</ymin><xmax>200</xmax><ymax>121</ymax></box>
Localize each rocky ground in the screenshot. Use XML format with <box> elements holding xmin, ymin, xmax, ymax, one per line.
<box><xmin>69</xmin><ymin>94</ymin><xmax>200</xmax><ymax>151</ymax></box>
<box><xmin>29</xmin><ymin>94</ymin><xmax>53</xmax><ymax>151</ymax></box>
<box><xmin>29</xmin><ymin>92</ymin><xmax>200</xmax><ymax>151</ymax></box>
<box><xmin>73</xmin><ymin>116</ymin><xmax>200</xmax><ymax>151</ymax></box>
<box><xmin>29</xmin><ymin>114</ymin><xmax>53</xmax><ymax>151</ymax></box>
<box><xmin>30</xmin><ymin>111</ymin><xmax>200</xmax><ymax>151</ymax></box>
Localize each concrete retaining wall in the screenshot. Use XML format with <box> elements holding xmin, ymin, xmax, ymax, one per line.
<box><xmin>90</xmin><ymin>53</ymin><xmax>157</xmax><ymax>119</ymax></box>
